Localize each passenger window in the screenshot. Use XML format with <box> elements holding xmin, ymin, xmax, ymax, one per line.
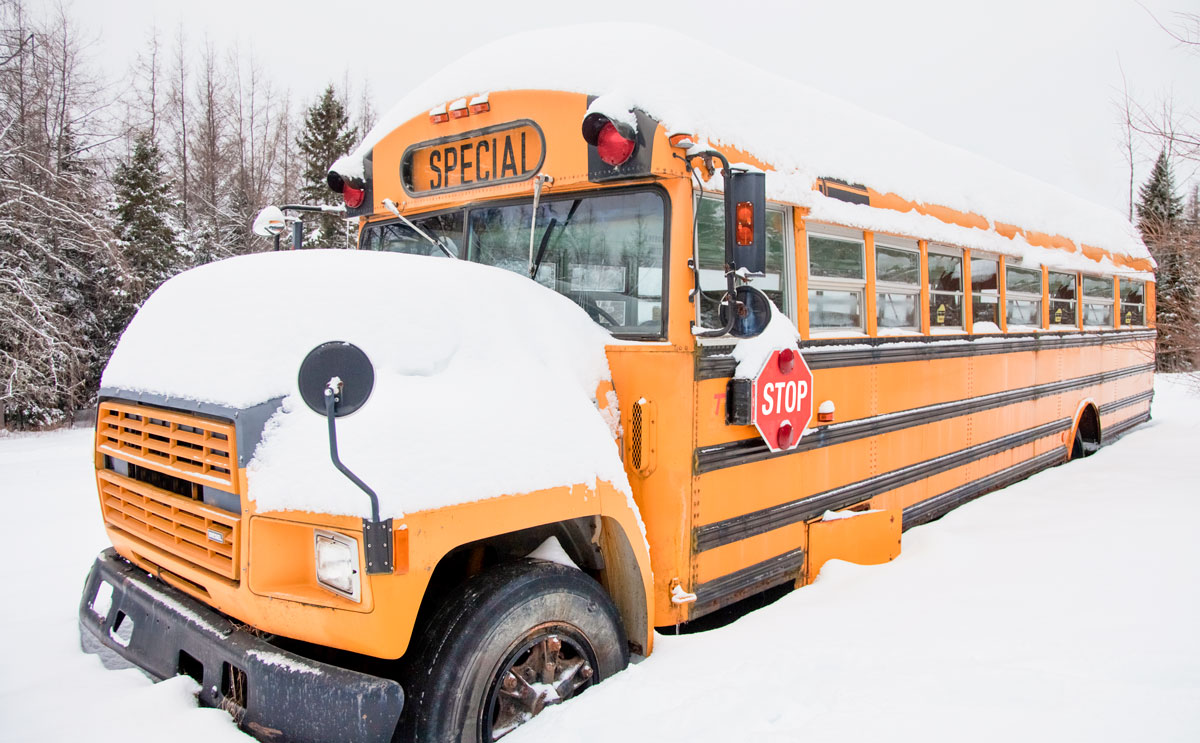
<box><xmin>1048</xmin><ymin>271</ymin><xmax>1077</xmax><ymax>327</ymax></box>
<box><xmin>875</xmin><ymin>243</ymin><xmax>920</xmax><ymax>332</ymax></box>
<box><xmin>928</xmin><ymin>251</ymin><xmax>964</xmax><ymax>331</ymax></box>
<box><xmin>1081</xmin><ymin>276</ymin><xmax>1114</xmax><ymax>328</ymax></box>
<box><xmin>1006</xmin><ymin>265</ymin><xmax>1043</xmax><ymax>330</ymax></box>
<box><xmin>970</xmin><ymin>255</ymin><xmax>1001</xmax><ymax>332</ymax></box>
<box><xmin>1121</xmin><ymin>280</ymin><xmax>1145</xmax><ymax>326</ymax></box>
<box><xmin>808</xmin><ymin>230</ymin><xmax>865</xmax><ymax>332</ymax></box>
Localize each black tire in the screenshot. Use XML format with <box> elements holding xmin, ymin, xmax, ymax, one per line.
<box><xmin>403</xmin><ymin>559</ymin><xmax>628</xmax><ymax>743</ymax></box>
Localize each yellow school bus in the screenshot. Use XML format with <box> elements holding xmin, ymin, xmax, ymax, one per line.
<box><xmin>79</xmin><ymin>51</ymin><xmax>1155</xmax><ymax>743</ymax></box>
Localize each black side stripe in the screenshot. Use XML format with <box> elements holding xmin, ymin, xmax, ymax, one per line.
<box><xmin>1101</xmin><ymin>410</ymin><xmax>1153</xmax><ymax>440</ymax></box>
<box><xmin>693</xmin><ymin>418</ymin><xmax>1070</xmax><ymax>553</ymax></box>
<box><xmin>696</xmin><ymin>362</ymin><xmax>1154</xmax><ymax>475</ymax></box>
<box><xmin>689</xmin><ymin>411</ymin><xmax>1151</xmax><ymax>617</ymax></box>
<box><xmin>1099</xmin><ymin>389</ymin><xmax>1155</xmax><ymax>416</ymax></box>
<box><xmin>690</xmin><ymin>548</ymin><xmax>805</xmax><ymax>620</ymax></box>
<box><xmin>904</xmin><ymin>408</ymin><xmax>1152</xmax><ymax>530</ymax></box>
<box><xmin>902</xmin><ymin>447</ymin><xmax>1066</xmax><ymax>530</ymax></box>
<box><xmin>696</xmin><ymin>329</ymin><xmax>1156</xmax><ymax>380</ymax></box>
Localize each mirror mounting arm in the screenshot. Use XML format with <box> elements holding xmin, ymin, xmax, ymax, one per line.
<box><xmin>686</xmin><ymin>148</ymin><xmax>743</xmax><ymax>339</ymax></box>
<box><xmin>323</xmin><ymin>383</ymin><xmax>393</xmax><ymax>575</ymax></box>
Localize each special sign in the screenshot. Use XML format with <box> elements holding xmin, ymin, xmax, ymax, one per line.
<box><xmin>752</xmin><ymin>348</ymin><xmax>814</xmax><ymax>452</ymax></box>
<box><xmin>401</xmin><ymin>120</ymin><xmax>545</xmax><ymax>196</ymax></box>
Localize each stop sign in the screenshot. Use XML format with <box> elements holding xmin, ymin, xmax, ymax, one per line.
<box><xmin>752</xmin><ymin>348</ymin><xmax>814</xmax><ymax>452</ymax></box>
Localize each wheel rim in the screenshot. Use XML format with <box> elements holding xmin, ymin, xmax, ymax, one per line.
<box><xmin>482</xmin><ymin>622</ymin><xmax>598</xmax><ymax>741</ymax></box>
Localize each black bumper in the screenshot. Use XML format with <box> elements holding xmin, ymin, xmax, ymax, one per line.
<box><xmin>79</xmin><ymin>549</ymin><xmax>404</xmax><ymax>742</ymax></box>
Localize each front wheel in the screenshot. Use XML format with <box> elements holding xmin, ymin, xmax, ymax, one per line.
<box><xmin>404</xmin><ymin>560</ymin><xmax>629</xmax><ymax>742</ymax></box>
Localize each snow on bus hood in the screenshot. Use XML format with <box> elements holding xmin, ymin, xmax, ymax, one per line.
<box><xmin>101</xmin><ymin>250</ymin><xmax>631</xmax><ymax>518</ymax></box>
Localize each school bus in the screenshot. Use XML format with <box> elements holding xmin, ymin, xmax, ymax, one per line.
<box><xmin>79</xmin><ymin>78</ymin><xmax>1155</xmax><ymax>742</ymax></box>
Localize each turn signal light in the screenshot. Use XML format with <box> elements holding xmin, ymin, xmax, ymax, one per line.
<box><xmin>736</xmin><ymin>201</ymin><xmax>754</xmax><ymax>246</ymax></box>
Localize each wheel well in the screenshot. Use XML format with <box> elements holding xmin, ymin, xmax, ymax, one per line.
<box><xmin>410</xmin><ymin>517</ymin><xmax>648</xmax><ymax>657</ymax></box>
<box><xmin>1072</xmin><ymin>403</ymin><xmax>1101</xmax><ymax>459</ymax></box>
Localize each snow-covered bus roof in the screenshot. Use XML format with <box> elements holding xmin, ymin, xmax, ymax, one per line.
<box><xmin>337</xmin><ymin>23</ymin><xmax>1149</xmax><ymax>266</ymax></box>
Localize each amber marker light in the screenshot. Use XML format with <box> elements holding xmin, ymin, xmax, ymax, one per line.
<box><xmin>736</xmin><ymin>201</ymin><xmax>754</xmax><ymax>245</ymax></box>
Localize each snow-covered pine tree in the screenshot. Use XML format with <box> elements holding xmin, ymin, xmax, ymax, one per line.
<box><xmin>0</xmin><ymin>0</ymin><xmax>116</xmax><ymax>428</ymax></box>
<box><xmin>110</xmin><ymin>131</ymin><xmax>187</xmax><ymax>336</ymax></box>
<box><xmin>296</xmin><ymin>85</ymin><xmax>356</xmax><ymax>250</ymax></box>
<box><xmin>1136</xmin><ymin>150</ymin><xmax>1198</xmax><ymax>371</ymax></box>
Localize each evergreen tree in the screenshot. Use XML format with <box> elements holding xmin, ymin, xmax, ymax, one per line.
<box><xmin>1136</xmin><ymin>149</ymin><xmax>1184</xmax><ymax>238</ymax></box>
<box><xmin>296</xmin><ymin>85</ymin><xmax>356</xmax><ymax>249</ymax></box>
<box><xmin>110</xmin><ymin>131</ymin><xmax>186</xmax><ymax>334</ymax></box>
<box><xmin>1136</xmin><ymin>151</ymin><xmax>1199</xmax><ymax>371</ymax></box>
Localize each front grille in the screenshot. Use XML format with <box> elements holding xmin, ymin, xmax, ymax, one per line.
<box><xmin>97</xmin><ymin>401</ymin><xmax>237</xmax><ymax>491</ymax></box>
<box><xmin>98</xmin><ymin>469</ymin><xmax>240</xmax><ymax>580</ymax></box>
<box><xmin>96</xmin><ymin>400</ymin><xmax>241</xmax><ymax>581</ymax></box>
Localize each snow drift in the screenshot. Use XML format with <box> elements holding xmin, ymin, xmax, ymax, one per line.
<box><xmin>101</xmin><ymin>250</ymin><xmax>630</xmax><ymax>518</ymax></box>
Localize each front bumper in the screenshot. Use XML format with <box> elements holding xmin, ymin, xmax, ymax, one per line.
<box><xmin>79</xmin><ymin>549</ymin><xmax>404</xmax><ymax>742</ymax></box>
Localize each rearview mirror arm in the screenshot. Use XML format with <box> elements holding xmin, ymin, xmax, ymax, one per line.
<box><xmin>323</xmin><ymin>381</ymin><xmax>393</xmax><ymax>575</ymax></box>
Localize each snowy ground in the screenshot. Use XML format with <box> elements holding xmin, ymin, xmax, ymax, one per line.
<box><xmin>2</xmin><ymin>376</ymin><xmax>1198</xmax><ymax>742</ymax></box>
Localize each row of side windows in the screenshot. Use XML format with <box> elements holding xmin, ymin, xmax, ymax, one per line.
<box><xmin>804</xmin><ymin>224</ymin><xmax>1145</xmax><ymax>336</ymax></box>
<box><xmin>691</xmin><ymin>200</ymin><xmax>1146</xmax><ymax>337</ymax></box>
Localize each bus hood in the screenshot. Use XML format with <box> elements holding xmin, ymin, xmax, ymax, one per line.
<box><xmin>101</xmin><ymin>250</ymin><xmax>629</xmax><ymax>518</ymax></box>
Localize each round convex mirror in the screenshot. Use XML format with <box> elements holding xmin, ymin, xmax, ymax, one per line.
<box><xmin>252</xmin><ymin>205</ymin><xmax>286</xmax><ymax>237</ymax></box>
<box><xmin>298</xmin><ymin>341</ymin><xmax>375</xmax><ymax>416</ymax></box>
<box><xmin>720</xmin><ymin>285</ymin><xmax>772</xmax><ymax>338</ymax></box>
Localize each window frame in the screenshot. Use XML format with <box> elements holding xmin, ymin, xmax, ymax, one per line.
<box><xmin>1004</xmin><ymin>262</ymin><xmax>1044</xmax><ymax>331</ymax></box>
<box><xmin>1047</xmin><ymin>270</ymin><xmax>1078</xmax><ymax>329</ymax></box>
<box><xmin>807</xmin><ymin>225</ymin><xmax>867</xmax><ymax>334</ymax></box>
<box><xmin>1080</xmin><ymin>274</ymin><xmax>1114</xmax><ymax>330</ymax></box>
<box><xmin>927</xmin><ymin>244</ymin><xmax>965</xmax><ymax>333</ymax></box>
<box><xmin>968</xmin><ymin>251</ymin><xmax>1002</xmax><ymax>332</ymax></box>
<box><xmin>1120</xmin><ymin>279</ymin><xmax>1146</xmax><ymax>327</ymax></box>
<box><xmin>874</xmin><ymin>237</ymin><xmax>921</xmax><ymax>333</ymax></box>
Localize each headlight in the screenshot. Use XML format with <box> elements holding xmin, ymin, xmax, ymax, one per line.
<box><xmin>314</xmin><ymin>530</ymin><xmax>361</xmax><ymax>601</ymax></box>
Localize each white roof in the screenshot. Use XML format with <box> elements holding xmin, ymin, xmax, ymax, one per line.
<box><xmin>338</xmin><ymin>23</ymin><xmax>1149</xmax><ymax>266</ymax></box>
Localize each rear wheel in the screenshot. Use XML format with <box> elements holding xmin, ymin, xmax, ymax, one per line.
<box><xmin>404</xmin><ymin>560</ymin><xmax>628</xmax><ymax>743</ymax></box>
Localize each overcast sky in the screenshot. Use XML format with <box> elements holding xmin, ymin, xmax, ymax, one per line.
<box><xmin>69</xmin><ymin>0</ymin><xmax>1200</xmax><ymax>219</ymax></box>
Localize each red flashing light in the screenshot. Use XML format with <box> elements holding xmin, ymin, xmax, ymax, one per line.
<box><xmin>777</xmin><ymin>348</ymin><xmax>795</xmax><ymax>375</ymax></box>
<box><xmin>342</xmin><ymin>182</ymin><xmax>365</xmax><ymax>209</ymax></box>
<box><xmin>596</xmin><ymin>121</ymin><xmax>636</xmax><ymax>166</ymax></box>
<box><xmin>776</xmin><ymin>421</ymin><xmax>794</xmax><ymax>449</ymax></box>
<box><xmin>449</xmin><ymin>107</ymin><xmax>469</xmax><ymax>120</ymax></box>
<box><xmin>429</xmin><ymin>112</ymin><xmax>449</xmax><ymax>124</ymax></box>
<box><xmin>736</xmin><ymin>201</ymin><xmax>754</xmax><ymax>246</ymax></box>
<box><xmin>469</xmin><ymin>101</ymin><xmax>490</xmax><ymax>115</ymax></box>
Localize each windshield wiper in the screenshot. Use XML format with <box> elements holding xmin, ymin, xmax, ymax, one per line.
<box><xmin>530</xmin><ymin>199</ymin><xmax>582</xmax><ymax>281</ymax></box>
<box><xmin>382</xmin><ymin>198</ymin><xmax>456</xmax><ymax>259</ymax></box>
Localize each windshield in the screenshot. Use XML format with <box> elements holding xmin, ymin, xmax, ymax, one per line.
<box><xmin>359</xmin><ymin>211</ymin><xmax>464</xmax><ymax>257</ymax></box>
<box><xmin>359</xmin><ymin>189</ymin><xmax>667</xmax><ymax>337</ymax></box>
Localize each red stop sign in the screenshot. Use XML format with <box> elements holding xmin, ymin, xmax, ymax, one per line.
<box><xmin>752</xmin><ymin>348</ymin><xmax>813</xmax><ymax>452</ymax></box>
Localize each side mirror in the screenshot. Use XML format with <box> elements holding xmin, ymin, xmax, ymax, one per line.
<box><xmin>719</xmin><ymin>286</ymin><xmax>772</xmax><ymax>338</ymax></box>
<box><xmin>723</xmin><ymin>169</ymin><xmax>767</xmax><ymax>275</ymax></box>
<box><xmin>252</xmin><ymin>205</ymin><xmax>286</xmax><ymax>237</ymax></box>
<box><xmin>298</xmin><ymin>342</ymin><xmax>392</xmax><ymax>575</ymax></box>
<box><xmin>297</xmin><ymin>341</ymin><xmax>375</xmax><ymax>416</ymax></box>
